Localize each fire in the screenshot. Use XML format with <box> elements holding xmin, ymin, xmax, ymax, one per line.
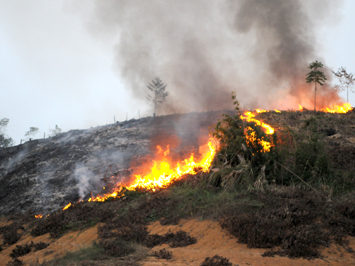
<box><xmin>79</xmin><ymin>137</ymin><xmax>217</xmax><ymax>203</ymax></box>
<box><xmin>240</xmin><ymin>111</ymin><xmax>275</xmax><ymax>153</ymax></box>
<box><xmin>240</xmin><ymin>111</ymin><xmax>274</xmax><ymax>134</ymax></box>
<box><xmin>35</xmin><ymin>214</ymin><xmax>43</xmax><ymax>219</ymax></box>
<box><xmin>63</xmin><ymin>203</ymin><xmax>72</xmax><ymax>210</ymax></box>
<box><xmin>320</xmin><ymin>103</ymin><xmax>353</xmax><ymax>113</ymax></box>
<box><xmin>298</xmin><ymin>103</ymin><xmax>352</xmax><ymax>113</ymax></box>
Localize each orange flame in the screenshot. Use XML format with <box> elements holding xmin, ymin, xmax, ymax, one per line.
<box><xmin>320</xmin><ymin>103</ymin><xmax>353</xmax><ymax>113</ymax></box>
<box><xmin>62</xmin><ymin>203</ymin><xmax>72</xmax><ymax>210</ymax></box>
<box><xmin>71</xmin><ymin>137</ymin><xmax>217</xmax><ymax>204</ymax></box>
<box><xmin>35</xmin><ymin>214</ymin><xmax>43</xmax><ymax>219</ymax></box>
<box><xmin>240</xmin><ymin>111</ymin><xmax>275</xmax><ymax>153</ymax></box>
<box><xmin>240</xmin><ymin>111</ymin><xmax>274</xmax><ymax>134</ymax></box>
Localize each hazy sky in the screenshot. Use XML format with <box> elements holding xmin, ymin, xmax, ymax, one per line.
<box><xmin>1</xmin><ymin>0</ymin><xmax>354</xmax><ymax>144</ymax></box>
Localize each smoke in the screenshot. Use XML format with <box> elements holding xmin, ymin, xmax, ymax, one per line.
<box><xmin>74</xmin><ymin>0</ymin><xmax>344</xmax><ymax>112</ymax></box>
<box><xmin>74</xmin><ymin>163</ymin><xmax>103</xmax><ymax>199</ymax></box>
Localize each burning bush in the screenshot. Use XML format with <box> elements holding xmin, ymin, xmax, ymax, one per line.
<box><xmin>211</xmin><ymin>94</ymin><xmax>281</xmax><ymax>190</ymax></box>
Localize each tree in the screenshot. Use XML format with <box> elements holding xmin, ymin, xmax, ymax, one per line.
<box><xmin>49</xmin><ymin>125</ymin><xmax>62</xmax><ymax>137</ymax></box>
<box><xmin>0</xmin><ymin>118</ymin><xmax>14</xmax><ymax>148</ymax></box>
<box><xmin>25</xmin><ymin>127</ymin><xmax>39</xmax><ymax>140</ymax></box>
<box><xmin>146</xmin><ymin>77</ymin><xmax>168</xmax><ymax>117</ymax></box>
<box><xmin>306</xmin><ymin>61</ymin><xmax>327</xmax><ymax>111</ymax></box>
<box><xmin>333</xmin><ymin>67</ymin><xmax>354</xmax><ymax>103</ymax></box>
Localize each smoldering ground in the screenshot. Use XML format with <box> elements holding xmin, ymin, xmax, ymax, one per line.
<box><xmin>69</xmin><ymin>0</ymin><xmax>344</xmax><ymax>112</ymax></box>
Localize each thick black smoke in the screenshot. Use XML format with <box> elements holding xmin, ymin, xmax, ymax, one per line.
<box><xmin>84</xmin><ymin>0</ymin><xmax>344</xmax><ymax>112</ymax></box>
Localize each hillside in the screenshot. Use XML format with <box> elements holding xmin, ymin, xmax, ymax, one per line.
<box><xmin>1</xmin><ymin>109</ymin><xmax>355</xmax><ymax>266</ymax></box>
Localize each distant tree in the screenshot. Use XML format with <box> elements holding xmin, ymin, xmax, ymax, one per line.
<box><xmin>306</xmin><ymin>61</ymin><xmax>327</xmax><ymax>111</ymax></box>
<box><xmin>333</xmin><ymin>67</ymin><xmax>355</xmax><ymax>103</ymax></box>
<box><xmin>49</xmin><ymin>125</ymin><xmax>62</xmax><ymax>137</ymax></box>
<box><xmin>146</xmin><ymin>77</ymin><xmax>168</xmax><ymax>117</ymax></box>
<box><xmin>0</xmin><ymin>118</ymin><xmax>14</xmax><ymax>148</ymax></box>
<box><xmin>25</xmin><ymin>127</ymin><xmax>39</xmax><ymax>140</ymax></box>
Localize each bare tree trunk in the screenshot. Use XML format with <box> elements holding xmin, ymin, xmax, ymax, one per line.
<box><xmin>347</xmin><ymin>85</ymin><xmax>349</xmax><ymax>103</ymax></box>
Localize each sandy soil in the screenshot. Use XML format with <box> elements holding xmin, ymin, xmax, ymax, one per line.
<box><xmin>0</xmin><ymin>219</ymin><xmax>99</xmax><ymax>265</ymax></box>
<box><xmin>1</xmin><ymin>218</ymin><xmax>355</xmax><ymax>266</ymax></box>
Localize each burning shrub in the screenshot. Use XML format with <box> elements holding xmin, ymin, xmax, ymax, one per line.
<box><xmin>100</xmin><ymin>238</ymin><xmax>134</xmax><ymax>257</ymax></box>
<box><xmin>200</xmin><ymin>255</ymin><xmax>232</xmax><ymax>266</ymax></box>
<box><xmin>212</xmin><ymin>94</ymin><xmax>281</xmax><ymax>190</ymax></box>
<box><xmin>153</xmin><ymin>248</ymin><xmax>172</xmax><ymax>260</ymax></box>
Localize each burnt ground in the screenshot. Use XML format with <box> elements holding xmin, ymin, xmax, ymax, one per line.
<box><xmin>0</xmin><ymin>111</ymin><xmax>225</xmax><ymax>215</ymax></box>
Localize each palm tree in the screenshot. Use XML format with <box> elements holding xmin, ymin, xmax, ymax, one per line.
<box><xmin>306</xmin><ymin>61</ymin><xmax>327</xmax><ymax>111</ymax></box>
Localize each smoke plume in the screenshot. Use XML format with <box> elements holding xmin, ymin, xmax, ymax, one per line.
<box><xmin>82</xmin><ymin>0</ymin><xmax>344</xmax><ymax>111</ymax></box>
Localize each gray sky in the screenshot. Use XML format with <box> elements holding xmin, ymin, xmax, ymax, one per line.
<box><xmin>1</xmin><ymin>0</ymin><xmax>355</xmax><ymax>144</ymax></box>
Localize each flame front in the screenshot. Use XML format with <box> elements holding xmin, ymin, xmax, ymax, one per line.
<box><xmin>320</xmin><ymin>103</ymin><xmax>353</xmax><ymax>113</ymax></box>
<box><xmin>35</xmin><ymin>214</ymin><xmax>43</xmax><ymax>219</ymax></box>
<box><xmin>86</xmin><ymin>137</ymin><xmax>217</xmax><ymax>203</ymax></box>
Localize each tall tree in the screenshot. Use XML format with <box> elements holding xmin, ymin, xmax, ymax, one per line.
<box><xmin>146</xmin><ymin>77</ymin><xmax>168</xmax><ymax>117</ymax></box>
<box><xmin>306</xmin><ymin>61</ymin><xmax>327</xmax><ymax>111</ymax></box>
<box><xmin>0</xmin><ymin>118</ymin><xmax>14</xmax><ymax>148</ymax></box>
<box><xmin>333</xmin><ymin>67</ymin><xmax>354</xmax><ymax>103</ymax></box>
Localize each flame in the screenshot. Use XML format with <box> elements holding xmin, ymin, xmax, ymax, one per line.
<box><xmin>320</xmin><ymin>103</ymin><xmax>353</xmax><ymax>113</ymax></box>
<box><xmin>240</xmin><ymin>111</ymin><xmax>274</xmax><ymax>134</ymax></box>
<box><xmin>76</xmin><ymin>137</ymin><xmax>217</xmax><ymax>203</ymax></box>
<box><xmin>35</xmin><ymin>214</ymin><xmax>43</xmax><ymax>219</ymax></box>
<box><xmin>63</xmin><ymin>203</ymin><xmax>72</xmax><ymax>210</ymax></box>
<box><xmin>240</xmin><ymin>111</ymin><xmax>275</xmax><ymax>153</ymax></box>
<box><xmin>298</xmin><ymin>103</ymin><xmax>352</xmax><ymax>113</ymax></box>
